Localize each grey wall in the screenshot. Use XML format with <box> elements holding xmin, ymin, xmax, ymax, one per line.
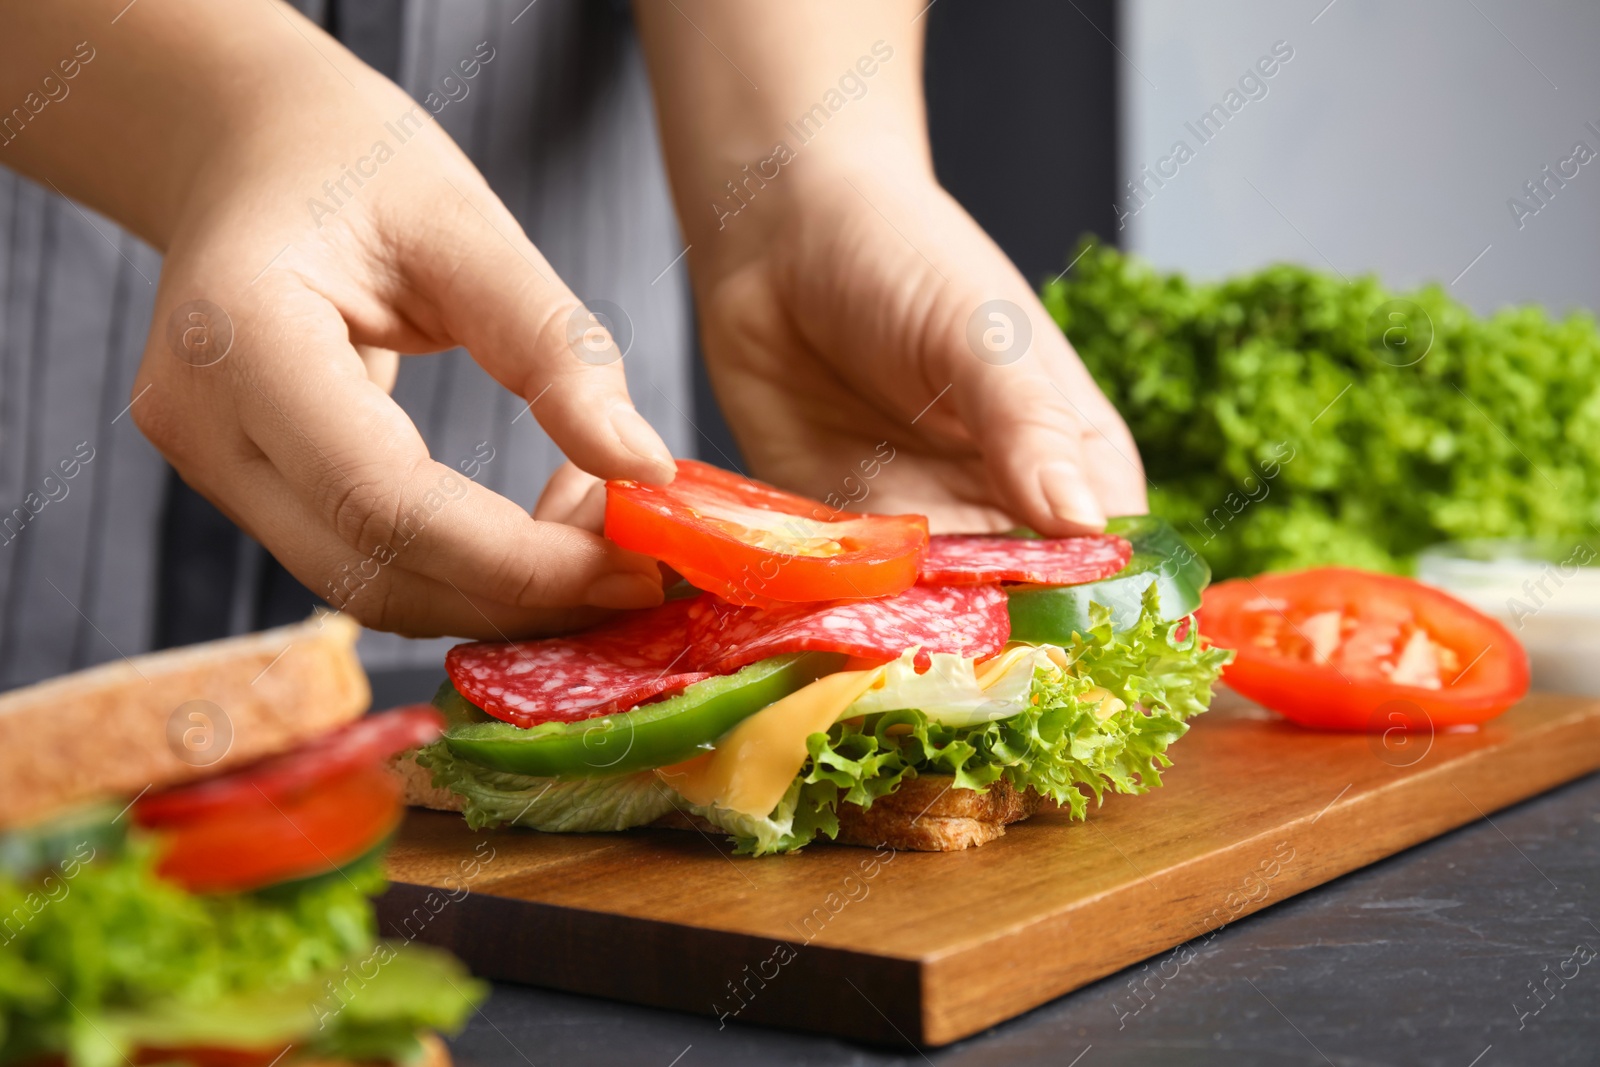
<box><xmin>1122</xmin><ymin>0</ymin><xmax>1600</xmax><ymax>316</ymax></box>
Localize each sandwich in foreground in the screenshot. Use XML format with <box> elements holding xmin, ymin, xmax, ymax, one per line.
<box><xmin>404</xmin><ymin>461</ymin><xmax>1232</xmax><ymax>853</ymax></box>
<box><xmin>0</xmin><ymin>616</ymin><xmax>482</xmax><ymax>1066</ymax></box>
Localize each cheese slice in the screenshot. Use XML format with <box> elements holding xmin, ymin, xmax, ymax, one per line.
<box><xmin>657</xmin><ymin>667</ymin><xmax>885</xmax><ymax>817</ymax></box>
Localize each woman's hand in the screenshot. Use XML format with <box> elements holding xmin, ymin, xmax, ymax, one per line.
<box><xmin>691</xmin><ymin>161</ymin><xmax>1146</xmax><ymax>534</ymax></box>
<box><xmin>2</xmin><ymin>0</ymin><xmax>675</xmax><ymax>637</ymax></box>
<box><xmin>635</xmin><ymin>0</ymin><xmax>1145</xmax><ymax>535</ymax></box>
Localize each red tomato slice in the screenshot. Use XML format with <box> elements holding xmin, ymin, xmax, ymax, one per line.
<box><xmin>136</xmin><ymin>706</ymin><xmax>441</xmax><ymax>827</ymax></box>
<box><xmin>145</xmin><ymin>761</ymin><xmax>402</xmax><ymax>894</ymax></box>
<box><xmin>605</xmin><ymin>460</ymin><xmax>929</xmax><ymax>606</ymax></box>
<box><xmin>1201</xmin><ymin>568</ymin><xmax>1529</xmax><ymax>730</ymax></box>
<box><xmin>133</xmin><ymin>707</ymin><xmax>440</xmax><ymax>893</ymax></box>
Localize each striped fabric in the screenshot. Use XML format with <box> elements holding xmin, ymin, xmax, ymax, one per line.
<box><xmin>0</xmin><ymin>0</ymin><xmax>694</xmax><ymax>688</ymax></box>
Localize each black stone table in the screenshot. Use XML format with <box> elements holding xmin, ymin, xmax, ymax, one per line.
<box><xmin>372</xmin><ymin>670</ymin><xmax>1600</xmax><ymax>1067</ymax></box>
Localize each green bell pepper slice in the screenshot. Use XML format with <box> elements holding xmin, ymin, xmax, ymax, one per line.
<box><xmin>1006</xmin><ymin>515</ymin><xmax>1210</xmax><ymax>642</ymax></box>
<box><xmin>436</xmin><ymin>651</ymin><xmax>846</xmax><ymax>779</ymax></box>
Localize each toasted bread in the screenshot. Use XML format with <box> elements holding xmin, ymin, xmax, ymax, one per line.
<box><xmin>651</xmin><ymin>777</ymin><xmax>1040</xmax><ymax>851</ymax></box>
<box><xmin>0</xmin><ymin>613</ymin><xmax>368</xmax><ymax>832</ymax></box>
<box><xmin>833</xmin><ymin>775</ymin><xmax>1041</xmax><ymax>851</ymax></box>
<box><xmin>390</xmin><ymin>751</ymin><xmax>465</xmax><ymax>813</ymax></box>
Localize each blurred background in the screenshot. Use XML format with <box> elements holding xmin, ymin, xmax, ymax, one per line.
<box><xmin>1120</xmin><ymin>0</ymin><xmax>1600</xmax><ymax>313</ymax></box>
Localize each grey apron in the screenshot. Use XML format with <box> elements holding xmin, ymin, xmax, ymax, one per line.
<box><xmin>0</xmin><ymin>0</ymin><xmax>693</xmax><ymax>688</ymax></box>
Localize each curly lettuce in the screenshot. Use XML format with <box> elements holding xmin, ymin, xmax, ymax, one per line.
<box><xmin>695</xmin><ymin>586</ymin><xmax>1233</xmax><ymax>855</ymax></box>
<box><xmin>0</xmin><ymin>827</ymin><xmax>482</xmax><ymax>1067</ymax></box>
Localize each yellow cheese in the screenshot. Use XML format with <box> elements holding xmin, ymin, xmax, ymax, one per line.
<box><xmin>656</xmin><ymin>667</ymin><xmax>885</xmax><ymax>817</ymax></box>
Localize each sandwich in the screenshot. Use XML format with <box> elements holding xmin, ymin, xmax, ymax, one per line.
<box><xmin>403</xmin><ymin>461</ymin><xmax>1232</xmax><ymax>853</ymax></box>
<box><xmin>0</xmin><ymin>615</ymin><xmax>482</xmax><ymax>1066</ymax></box>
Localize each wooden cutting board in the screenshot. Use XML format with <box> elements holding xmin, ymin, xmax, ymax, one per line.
<box><xmin>379</xmin><ymin>691</ymin><xmax>1600</xmax><ymax>1046</ymax></box>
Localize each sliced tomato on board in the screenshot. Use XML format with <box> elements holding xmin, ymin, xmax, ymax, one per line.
<box><xmin>1200</xmin><ymin>568</ymin><xmax>1529</xmax><ymax>731</ymax></box>
<box><xmin>134</xmin><ymin>707</ymin><xmax>442</xmax><ymax>892</ymax></box>
<box><xmin>606</xmin><ymin>460</ymin><xmax>929</xmax><ymax>606</ymax></box>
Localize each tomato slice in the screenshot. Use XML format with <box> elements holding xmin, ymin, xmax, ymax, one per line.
<box><xmin>605</xmin><ymin>460</ymin><xmax>928</xmax><ymax>606</ymax></box>
<box><xmin>136</xmin><ymin>706</ymin><xmax>441</xmax><ymax>827</ymax></box>
<box><xmin>143</xmin><ymin>761</ymin><xmax>401</xmax><ymax>894</ymax></box>
<box><xmin>1200</xmin><ymin>568</ymin><xmax>1530</xmax><ymax>730</ymax></box>
<box><xmin>133</xmin><ymin>707</ymin><xmax>442</xmax><ymax>893</ymax></box>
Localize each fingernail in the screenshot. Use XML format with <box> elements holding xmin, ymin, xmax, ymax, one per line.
<box><xmin>585</xmin><ymin>572</ymin><xmax>664</xmax><ymax>610</ymax></box>
<box><xmin>1039</xmin><ymin>462</ymin><xmax>1107</xmax><ymax>530</ymax></box>
<box><xmin>609</xmin><ymin>404</ymin><xmax>677</xmax><ymax>482</ymax></box>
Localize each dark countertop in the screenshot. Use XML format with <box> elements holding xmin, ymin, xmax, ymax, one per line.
<box><xmin>372</xmin><ymin>670</ymin><xmax>1600</xmax><ymax>1067</ymax></box>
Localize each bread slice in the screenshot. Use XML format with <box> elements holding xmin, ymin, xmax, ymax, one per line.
<box><xmin>648</xmin><ymin>776</ymin><xmax>1039</xmax><ymax>851</ymax></box>
<box><xmin>833</xmin><ymin>775</ymin><xmax>1041</xmax><ymax>851</ymax></box>
<box><xmin>0</xmin><ymin>613</ymin><xmax>369</xmax><ymax>832</ymax></box>
<box><xmin>390</xmin><ymin>752</ymin><xmax>465</xmax><ymax>813</ymax></box>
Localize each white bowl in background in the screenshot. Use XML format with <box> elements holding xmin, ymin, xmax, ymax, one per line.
<box><xmin>1416</xmin><ymin>538</ymin><xmax>1600</xmax><ymax>696</ymax></box>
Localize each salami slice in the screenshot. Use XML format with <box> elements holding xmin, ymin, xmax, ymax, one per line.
<box><xmin>919</xmin><ymin>533</ymin><xmax>1131</xmax><ymax>586</ymax></box>
<box><xmin>684</xmin><ymin>584</ymin><xmax>1012</xmax><ymax>675</ymax></box>
<box><xmin>445</xmin><ymin>597</ymin><xmax>709</xmax><ymax>727</ymax></box>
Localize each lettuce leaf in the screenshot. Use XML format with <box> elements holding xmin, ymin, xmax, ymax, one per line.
<box><xmin>413</xmin><ymin>745</ymin><xmax>677</xmax><ymax>832</ymax></box>
<box><xmin>0</xmin><ymin>830</ymin><xmax>483</xmax><ymax>1066</ymax></box>
<box><xmin>682</xmin><ymin>778</ymin><xmax>849</xmax><ymax>857</ymax></box>
<box><xmin>88</xmin><ymin>944</ymin><xmax>479</xmax><ymax>1066</ymax></box>
<box><xmin>695</xmin><ymin>586</ymin><xmax>1233</xmax><ymax>855</ymax></box>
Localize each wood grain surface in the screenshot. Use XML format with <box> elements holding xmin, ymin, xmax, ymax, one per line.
<box><xmin>379</xmin><ymin>691</ymin><xmax>1600</xmax><ymax>1046</ymax></box>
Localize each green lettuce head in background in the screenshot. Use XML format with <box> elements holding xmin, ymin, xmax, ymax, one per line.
<box><xmin>1043</xmin><ymin>242</ymin><xmax>1600</xmax><ymax>579</ymax></box>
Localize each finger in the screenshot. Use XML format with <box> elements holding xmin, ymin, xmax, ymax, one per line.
<box><xmin>356</xmin><ymin>344</ymin><xmax>400</xmax><ymax>392</ymax></box>
<box><xmin>1033</xmin><ymin>340</ymin><xmax>1149</xmax><ymax>518</ymax></box>
<box><xmin>1082</xmin><ymin>430</ymin><xmax>1150</xmax><ymax>517</ymax></box>
<box><xmin>533</xmin><ymin>461</ymin><xmax>607</xmax><ymax>533</ymax></box>
<box><xmin>941</xmin><ymin>324</ymin><xmax>1105</xmax><ymax>535</ymax></box>
<box><xmin>408</xmin><ymin>186</ymin><xmax>676</xmax><ymax>485</ymax></box>
<box><xmin>191</xmin><ymin>454</ymin><xmax>610</xmax><ymax>638</ymax></box>
<box><xmin>1038</xmin><ymin>365</ymin><xmax>1149</xmax><ymax>519</ymax></box>
<box><xmin>229</xmin><ymin>283</ymin><xmax>666</xmax><ymax>612</ymax></box>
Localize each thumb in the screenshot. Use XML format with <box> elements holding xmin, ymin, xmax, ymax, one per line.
<box><xmin>942</xmin><ymin>293</ymin><xmax>1115</xmax><ymax>535</ymax></box>
<box><xmin>419</xmin><ymin>186</ymin><xmax>677</xmax><ymax>485</ymax></box>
